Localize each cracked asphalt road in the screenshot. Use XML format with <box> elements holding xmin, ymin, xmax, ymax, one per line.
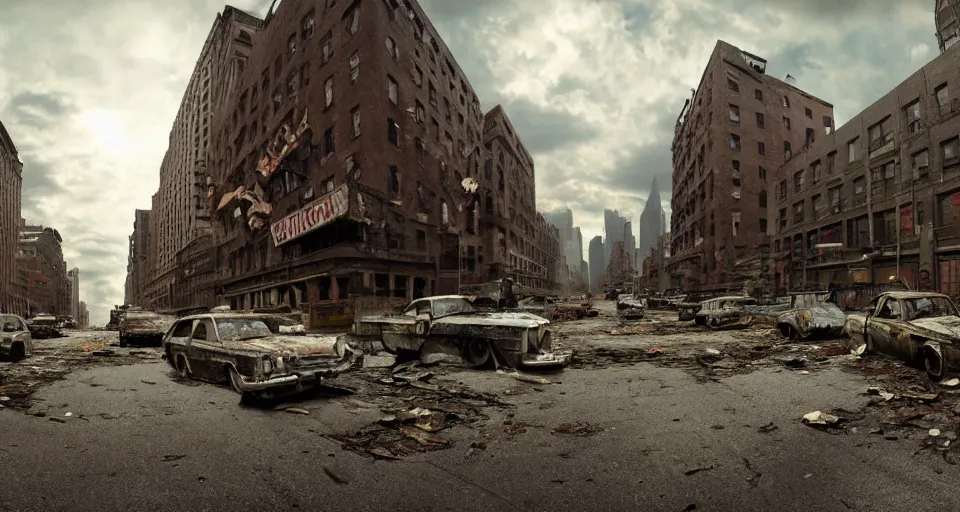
<box><xmin>2</xmin><ymin>304</ymin><xmax>960</xmax><ymax>511</ymax></box>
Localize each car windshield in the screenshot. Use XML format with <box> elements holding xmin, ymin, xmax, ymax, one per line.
<box><xmin>0</xmin><ymin>315</ymin><xmax>21</xmax><ymax>329</ymax></box>
<box><xmin>432</xmin><ymin>298</ymin><xmax>476</xmax><ymax>317</ymax></box>
<box><xmin>215</xmin><ymin>318</ymin><xmax>273</xmax><ymax>340</ymax></box>
<box><xmin>903</xmin><ymin>297</ymin><xmax>957</xmax><ymax>321</ymax></box>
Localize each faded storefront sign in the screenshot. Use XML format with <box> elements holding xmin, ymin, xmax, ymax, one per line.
<box><xmin>271</xmin><ymin>184</ymin><xmax>349</xmax><ymax>246</ymax></box>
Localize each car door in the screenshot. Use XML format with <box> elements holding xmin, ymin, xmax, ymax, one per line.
<box><xmin>11</xmin><ymin>316</ymin><xmax>33</xmax><ymax>355</ymax></box>
<box><xmin>187</xmin><ymin>318</ymin><xmax>219</xmax><ymax>380</ymax></box>
<box><xmin>867</xmin><ymin>297</ymin><xmax>899</xmax><ymax>355</ymax></box>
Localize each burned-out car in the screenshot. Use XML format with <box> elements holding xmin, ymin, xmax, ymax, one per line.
<box><xmin>516</xmin><ymin>296</ymin><xmax>557</xmax><ymax>319</ymax></box>
<box><xmin>162</xmin><ymin>313</ymin><xmax>355</xmax><ymax>399</ymax></box>
<box><xmin>352</xmin><ymin>295</ymin><xmax>570</xmax><ymax>368</ymax></box>
<box><xmin>119</xmin><ymin>311</ymin><xmax>176</xmax><ymax>347</ymax></box>
<box><xmin>27</xmin><ymin>314</ymin><xmax>63</xmax><ymax>339</ymax></box>
<box><xmin>678</xmin><ymin>301</ymin><xmax>702</xmax><ymax>322</ymax></box>
<box><xmin>775</xmin><ymin>292</ymin><xmax>845</xmax><ymax>340</ymax></box>
<box><xmin>0</xmin><ymin>314</ymin><xmax>32</xmax><ymax>361</ymax></box>
<box><xmin>617</xmin><ymin>294</ymin><xmax>647</xmax><ymax>321</ymax></box>
<box><xmin>843</xmin><ymin>291</ymin><xmax>960</xmax><ymax>380</ymax></box>
<box><xmin>695</xmin><ymin>296</ymin><xmax>758</xmax><ymax>329</ymax></box>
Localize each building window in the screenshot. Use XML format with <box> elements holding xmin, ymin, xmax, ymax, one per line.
<box><xmin>758</xmin><ymin>142</ymin><xmax>765</xmax><ymax>155</ymax></box>
<box><xmin>728</xmin><ymin>79</ymin><xmax>739</xmax><ymax>92</ymax></box>
<box><xmin>812</xmin><ymin>160</ymin><xmax>822</xmax><ymax>183</ymax></box>
<box><xmin>759</xmin><ymin>166</ymin><xmax>767</xmax><ymax>180</ymax></box>
<box><xmin>387</xmin><ymin>118</ymin><xmax>399</xmax><ymax>146</ymax></box>
<box><xmin>755</xmin><ymin>112</ymin><xmax>764</xmax><ymax>128</ymax></box>
<box><xmin>759</xmin><ymin>189</ymin><xmax>767</xmax><ymax>208</ymax></box>
<box><xmin>829</xmin><ymin>186</ymin><xmax>842</xmax><ymax>213</ymax></box>
<box><xmin>793</xmin><ymin>201</ymin><xmax>804</xmax><ymax>223</ymax></box>
<box><xmin>794</xmin><ymin>170</ymin><xmax>804</xmax><ymax>192</ymax></box>
<box><xmin>441</xmin><ymin>201</ymin><xmax>449</xmax><ymax>224</ymax></box>
<box><xmin>387</xmin><ymin>75</ymin><xmax>398</xmax><ymax>103</ymax></box>
<box><xmin>868</xmin><ymin>117</ymin><xmax>894</xmax><ymax>151</ymax></box>
<box><xmin>912</xmin><ymin>149</ymin><xmax>929</xmax><ymax>180</ymax></box>
<box><xmin>351</xmin><ymin>106</ymin><xmax>360</xmax><ymax>138</ymax></box>
<box><xmin>805</xmin><ymin>127</ymin><xmax>815</xmax><ymax>146</ymax></box>
<box><xmin>415</xmin><ymin>101</ymin><xmax>425</xmax><ymax>124</ymax></box>
<box><xmin>302</xmin><ymin>11</ymin><xmax>315</xmax><ymax>40</ymax></box>
<box><xmin>347</xmin><ymin>3</ymin><xmax>360</xmax><ymax>34</ymax></box>
<box><xmin>804</xmin><ymin>107</ymin><xmax>812</xmax><ymax>118</ymax></box>
<box><xmin>942</xmin><ymin>137</ymin><xmax>960</xmax><ymax>173</ymax></box>
<box><xmin>783</xmin><ymin>117</ymin><xmax>791</xmax><ymax>130</ymax></box>
<box><xmin>414</xmin><ymin>66</ymin><xmax>423</xmax><ymax>86</ymax></box>
<box><xmin>415</xmin><ymin>138</ymin><xmax>425</xmax><ymax>165</ymax></box>
<box><xmin>936</xmin><ymin>83</ymin><xmax>949</xmax><ymax>114</ymax></box>
<box><xmin>782</xmin><ymin>96</ymin><xmax>790</xmax><ymax>108</ymax></box>
<box><xmin>385</xmin><ymin>37</ymin><xmax>398</xmax><ymax>60</ymax></box>
<box><xmin>429</xmin><ymin>82</ymin><xmax>437</xmax><ymax>106</ymax></box>
<box><xmin>848</xmin><ymin>138</ymin><xmax>858</xmax><ymax>162</ymax></box>
<box><xmin>729</xmin><ymin>104</ymin><xmax>740</xmax><ymax>123</ymax></box>
<box><xmin>730</xmin><ymin>134</ymin><xmax>741</xmax><ymax>151</ymax></box>
<box><xmin>904</xmin><ymin>99</ymin><xmax>921</xmax><ymax>134</ymax></box>
<box><xmin>349</xmin><ymin>52</ymin><xmax>359</xmax><ymax>83</ymax></box>
<box><xmin>754</xmin><ymin>89</ymin><xmax>763</xmax><ymax>101</ymax></box>
<box><xmin>388</xmin><ymin>166</ymin><xmax>400</xmax><ymax>197</ymax></box>
<box><xmin>416</xmin><ymin>230</ymin><xmax>426</xmax><ymax>251</ymax></box>
<box><xmin>321</xmin><ymin>32</ymin><xmax>333</xmax><ymax>63</ymax></box>
<box><xmin>784</xmin><ymin>140</ymin><xmax>792</xmax><ymax>160</ymax></box>
<box><xmin>324</xmin><ymin>77</ymin><xmax>333</xmax><ymax>107</ymax></box>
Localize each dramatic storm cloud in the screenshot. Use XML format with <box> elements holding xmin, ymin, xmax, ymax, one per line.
<box><xmin>0</xmin><ymin>0</ymin><xmax>936</xmax><ymax>323</ymax></box>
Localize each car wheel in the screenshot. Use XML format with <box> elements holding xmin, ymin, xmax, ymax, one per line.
<box><xmin>119</xmin><ymin>336</ymin><xmax>128</xmax><ymax>348</ymax></box>
<box><xmin>9</xmin><ymin>342</ymin><xmax>25</xmax><ymax>362</ymax></box>
<box><xmin>778</xmin><ymin>324</ymin><xmax>796</xmax><ymax>340</ymax></box>
<box><xmin>174</xmin><ymin>354</ymin><xmax>190</xmax><ymax>378</ymax></box>
<box><xmin>923</xmin><ymin>347</ymin><xmax>945</xmax><ymax>382</ymax></box>
<box><xmin>227</xmin><ymin>365</ymin><xmax>246</xmax><ymax>394</ymax></box>
<box><xmin>462</xmin><ymin>338</ymin><xmax>492</xmax><ymax>368</ymax></box>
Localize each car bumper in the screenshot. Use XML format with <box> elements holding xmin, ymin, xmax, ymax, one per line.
<box><xmin>520</xmin><ymin>350</ymin><xmax>573</xmax><ymax>368</ymax></box>
<box><xmin>231</xmin><ymin>353</ymin><xmax>356</xmax><ymax>392</ymax></box>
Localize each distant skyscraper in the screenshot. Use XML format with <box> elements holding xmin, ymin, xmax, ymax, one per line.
<box><xmin>638</xmin><ymin>176</ymin><xmax>665</xmax><ymax>275</ymax></box>
<box><xmin>545</xmin><ymin>208</ymin><xmax>584</xmax><ymax>274</ymax></box>
<box><xmin>603</xmin><ymin>209</ymin><xmax>628</xmax><ymax>264</ymax></box>
<box><xmin>588</xmin><ymin>236</ymin><xmax>604</xmax><ymax>292</ymax></box>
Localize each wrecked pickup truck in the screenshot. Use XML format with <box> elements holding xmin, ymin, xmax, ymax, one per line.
<box><xmin>843</xmin><ymin>291</ymin><xmax>960</xmax><ymax>381</ymax></box>
<box><xmin>351</xmin><ymin>295</ymin><xmax>570</xmax><ymax>369</ymax></box>
<box><xmin>695</xmin><ymin>296</ymin><xmax>757</xmax><ymax>330</ymax></box>
<box><xmin>617</xmin><ymin>294</ymin><xmax>647</xmax><ymax>321</ymax></box>
<box><xmin>775</xmin><ymin>292</ymin><xmax>845</xmax><ymax>340</ymax></box>
<box><xmin>0</xmin><ymin>314</ymin><xmax>32</xmax><ymax>361</ymax></box>
<box><xmin>119</xmin><ymin>311</ymin><xmax>176</xmax><ymax>347</ymax></box>
<box><xmin>162</xmin><ymin>312</ymin><xmax>355</xmax><ymax>400</ymax></box>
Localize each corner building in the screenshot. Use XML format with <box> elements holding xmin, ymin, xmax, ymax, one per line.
<box><xmin>668</xmin><ymin>40</ymin><xmax>834</xmax><ymax>292</ymax></box>
<box><xmin>210</xmin><ymin>0</ymin><xmax>490</xmax><ymax>327</ymax></box>
<box><xmin>0</xmin><ymin>121</ymin><xmax>23</xmax><ymax>315</ymax></box>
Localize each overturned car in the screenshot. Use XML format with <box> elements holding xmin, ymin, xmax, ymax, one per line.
<box><xmin>163</xmin><ymin>312</ymin><xmax>355</xmax><ymax>400</ymax></box>
<box><xmin>775</xmin><ymin>292</ymin><xmax>845</xmax><ymax>340</ymax></box>
<box><xmin>617</xmin><ymin>294</ymin><xmax>647</xmax><ymax>321</ymax></box>
<box><xmin>351</xmin><ymin>295</ymin><xmax>570</xmax><ymax>369</ymax></box>
<box><xmin>843</xmin><ymin>291</ymin><xmax>960</xmax><ymax>380</ymax></box>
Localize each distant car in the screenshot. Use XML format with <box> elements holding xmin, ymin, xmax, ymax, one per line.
<box><xmin>516</xmin><ymin>296</ymin><xmax>557</xmax><ymax>319</ymax></box>
<box><xmin>617</xmin><ymin>294</ymin><xmax>646</xmax><ymax>320</ymax></box>
<box><xmin>775</xmin><ymin>292</ymin><xmax>845</xmax><ymax>340</ymax></box>
<box><xmin>119</xmin><ymin>311</ymin><xmax>176</xmax><ymax>347</ymax></box>
<box><xmin>162</xmin><ymin>312</ymin><xmax>355</xmax><ymax>400</ymax></box>
<box><xmin>0</xmin><ymin>314</ymin><xmax>32</xmax><ymax>361</ymax></box>
<box><xmin>27</xmin><ymin>314</ymin><xmax>63</xmax><ymax>339</ymax></box>
<box><xmin>695</xmin><ymin>296</ymin><xmax>758</xmax><ymax>330</ymax></box>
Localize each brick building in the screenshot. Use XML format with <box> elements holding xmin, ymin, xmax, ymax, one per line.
<box><xmin>937</xmin><ymin>0</ymin><xmax>960</xmax><ymax>53</ymax></box>
<box><xmin>773</xmin><ymin>33</ymin><xmax>960</xmax><ymax>294</ymax></box>
<box><xmin>124</xmin><ymin>209</ymin><xmax>152</xmax><ymax>306</ymax></box>
<box><xmin>17</xmin><ymin>225</ymin><xmax>69</xmax><ymax>316</ymax></box>
<box><xmin>667</xmin><ymin>40</ymin><xmax>835</xmax><ymax>293</ymax></box>
<box><xmin>142</xmin><ymin>6</ymin><xmax>263</xmax><ymax>310</ymax></box>
<box><xmin>0</xmin><ymin>120</ymin><xmax>23</xmax><ymax>315</ymax></box>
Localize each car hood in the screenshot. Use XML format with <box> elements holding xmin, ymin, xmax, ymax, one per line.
<box><xmin>233</xmin><ymin>335</ymin><xmax>344</xmax><ymax>358</ymax></box>
<box><xmin>909</xmin><ymin>316</ymin><xmax>960</xmax><ymax>339</ymax></box>
<box><xmin>778</xmin><ymin>303</ymin><xmax>846</xmax><ymax>326</ymax></box>
<box><xmin>436</xmin><ymin>311</ymin><xmax>549</xmax><ymax>328</ymax></box>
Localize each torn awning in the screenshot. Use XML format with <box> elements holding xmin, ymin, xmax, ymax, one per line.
<box><xmin>217</xmin><ymin>186</ymin><xmax>245</xmax><ymax>212</ymax></box>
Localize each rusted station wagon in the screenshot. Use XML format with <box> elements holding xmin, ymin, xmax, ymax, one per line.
<box><xmin>695</xmin><ymin>296</ymin><xmax>758</xmax><ymax>329</ymax></box>
<box><xmin>352</xmin><ymin>295</ymin><xmax>570</xmax><ymax>368</ymax></box>
<box><xmin>0</xmin><ymin>314</ymin><xmax>32</xmax><ymax>361</ymax></box>
<box><xmin>775</xmin><ymin>292</ymin><xmax>846</xmax><ymax>340</ymax></box>
<box><xmin>162</xmin><ymin>312</ymin><xmax>355</xmax><ymax>399</ymax></box>
<box><xmin>843</xmin><ymin>291</ymin><xmax>960</xmax><ymax>380</ymax></box>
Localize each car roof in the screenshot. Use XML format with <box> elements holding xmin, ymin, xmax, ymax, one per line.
<box><xmin>176</xmin><ymin>313</ymin><xmax>286</xmax><ymax>322</ymax></box>
<box><xmin>881</xmin><ymin>291</ymin><xmax>949</xmax><ymax>300</ymax></box>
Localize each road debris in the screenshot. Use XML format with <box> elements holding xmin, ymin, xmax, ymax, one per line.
<box><xmin>757</xmin><ymin>422</ymin><xmax>778</xmax><ymax>433</ymax></box>
<box><xmin>322</xmin><ymin>467</ymin><xmax>349</xmax><ymax>484</ymax></box>
<box><xmin>801</xmin><ymin>411</ymin><xmax>842</xmax><ymax>428</ymax></box>
<box><xmin>514</xmin><ymin>374</ymin><xmax>552</xmax><ymax>385</ymax></box>
<box><xmin>552</xmin><ymin>422</ymin><xmax>603</xmax><ymax>437</ymax></box>
<box><xmin>684</xmin><ymin>465</ymin><xmax>715</xmax><ymax>476</ymax></box>
<box><xmin>285</xmin><ymin>407</ymin><xmax>310</xmax><ymax>415</ymax></box>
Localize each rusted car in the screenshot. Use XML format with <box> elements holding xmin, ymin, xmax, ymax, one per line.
<box><xmin>678</xmin><ymin>301</ymin><xmax>702</xmax><ymax>321</ymax></box>
<box><xmin>27</xmin><ymin>314</ymin><xmax>63</xmax><ymax>339</ymax></box>
<box><xmin>0</xmin><ymin>314</ymin><xmax>33</xmax><ymax>361</ymax></box>
<box><xmin>119</xmin><ymin>311</ymin><xmax>176</xmax><ymax>347</ymax></box>
<box><xmin>775</xmin><ymin>292</ymin><xmax>845</xmax><ymax>340</ymax></box>
<box><xmin>351</xmin><ymin>295</ymin><xmax>570</xmax><ymax>368</ymax></box>
<box><xmin>617</xmin><ymin>294</ymin><xmax>646</xmax><ymax>321</ymax></box>
<box><xmin>162</xmin><ymin>312</ymin><xmax>355</xmax><ymax>399</ymax></box>
<box><xmin>695</xmin><ymin>296</ymin><xmax>758</xmax><ymax>329</ymax></box>
<box><xmin>516</xmin><ymin>296</ymin><xmax>557</xmax><ymax>319</ymax></box>
<box><xmin>843</xmin><ymin>291</ymin><xmax>960</xmax><ymax>380</ymax></box>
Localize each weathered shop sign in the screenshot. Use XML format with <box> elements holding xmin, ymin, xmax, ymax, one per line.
<box><xmin>270</xmin><ymin>184</ymin><xmax>349</xmax><ymax>246</ymax></box>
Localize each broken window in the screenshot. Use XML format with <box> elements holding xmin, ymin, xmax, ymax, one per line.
<box><xmin>286</xmin><ymin>72</ymin><xmax>299</xmax><ymax>97</ymax></box>
<box><xmin>793</xmin><ymin>201</ymin><xmax>804</xmax><ymax>223</ymax></box>
<box><xmin>759</xmin><ymin>166</ymin><xmax>767</xmax><ymax>180</ymax></box>
<box><xmin>441</xmin><ymin>201</ymin><xmax>449</xmax><ymax>224</ymax></box>
<box><xmin>321</xmin><ymin>32</ymin><xmax>333</xmax><ymax>64</ymax></box>
<box><xmin>349</xmin><ymin>52</ymin><xmax>360</xmax><ymax>83</ymax></box>
<box><xmin>848</xmin><ymin>138</ymin><xmax>858</xmax><ymax>162</ymax></box>
<box><xmin>348</xmin><ymin>3</ymin><xmax>360</xmax><ymax>34</ymax></box>
<box><xmin>794</xmin><ymin>170</ymin><xmax>804</xmax><ymax>192</ymax></box>
<box><xmin>324</xmin><ymin>127</ymin><xmax>335</xmax><ymax>155</ymax></box>
<box><xmin>829</xmin><ymin>186</ymin><xmax>842</xmax><ymax>213</ymax></box>
<box><xmin>443</xmin><ymin>98</ymin><xmax>451</xmax><ymax>121</ymax></box>
<box><xmin>730</xmin><ymin>134</ymin><xmax>741</xmax><ymax>151</ymax></box>
<box><xmin>754</xmin><ymin>89</ymin><xmax>763</xmax><ymax>101</ymax></box>
<box><xmin>912</xmin><ymin>149</ymin><xmax>929</xmax><ymax>179</ymax></box>
<box><xmin>805</xmin><ymin>127</ymin><xmax>815</xmax><ymax>146</ymax></box>
<box><xmin>805</xmin><ymin>107</ymin><xmax>812</xmax><ymax>118</ymax></box>
<box><xmin>904</xmin><ymin>99</ymin><xmax>921</xmax><ymax>133</ymax></box>
<box><xmin>782</xmin><ymin>96</ymin><xmax>790</xmax><ymax>108</ymax></box>
<box><xmin>783</xmin><ymin>117</ymin><xmax>791</xmax><ymax>130</ymax></box>
<box><xmin>415</xmin><ymin>138</ymin><xmax>424</xmax><ymax>164</ymax></box>
<box><xmin>302</xmin><ymin>11</ymin><xmax>315</xmax><ymax>40</ymax></box>
<box><xmin>414</xmin><ymin>65</ymin><xmax>423</xmax><ymax>87</ymax></box>
<box><xmin>274</xmin><ymin>56</ymin><xmax>282</xmax><ymax>79</ymax></box>
<box><xmin>758</xmin><ymin>142</ymin><xmax>765</xmax><ymax>155</ymax></box>
<box><xmin>823</xmin><ymin>115</ymin><xmax>833</xmax><ymax>134</ymax></box>
<box><xmin>287</xmin><ymin>34</ymin><xmax>297</xmax><ymax>56</ymax></box>
<box><xmin>324</xmin><ymin>77</ymin><xmax>333</xmax><ymax>107</ymax></box>
<box><xmin>416</xmin><ymin>230</ymin><xmax>426</xmax><ymax>251</ymax></box>
<box><xmin>351</xmin><ymin>106</ymin><xmax>360</xmax><ymax>138</ymax></box>
<box><xmin>732</xmin><ymin>212</ymin><xmax>741</xmax><ymax>236</ymax></box>
<box><xmin>385</xmin><ymin>37</ymin><xmax>398</xmax><ymax>60</ymax></box>
<box><xmin>431</xmin><ymin>118</ymin><xmax>440</xmax><ymax>141</ymax></box>
<box><xmin>387</xmin><ymin>75</ymin><xmax>397</xmax><ymax>103</ymax></box>
<box><xmin>756</xmin><ymin>112</ymin><xmax>764</xmax><ymax>128</ymax></box>
<box><xmin>759</xmin><ymin>189</ymin><xmax>767</xmax><ymax>208</ymax></box>
<box><xmin>936</xmin><ymin>83</ymin><xmax>949</xmax><ymax>114</ymax></box>
<box><xmin>388</xmin><ymin>166</ymin><xmax>400</xmax><ymax>197</ymax></box>
<box><xmin>942</xmin><ymin>136</ymin><xmax>960</xmax><ymax>161</ymax></box>
<box><xmin>728</xmin><ymin>79</ymin><xmax>739</xmax><ymax>93</ymax></box>
<box><xmin>812</xmin><ymin>160</ymin><xmax>822</xmax><ymax>183</ymax></box>
<box><xmin>784</xmin><ymin>140</ymin><xmax>792</xmax><ymax>160</ymax></box>
<box><xmin>387</xmin><ymin>118</ymin><xmax>399</xmax><ymax>146</ymax></box>
<box><xmin>415</xmin><ymin>101</ymin><xmax>425</xmax><ymax>124</ymax></box>
<box><xmin>728</xmin><ymin>104</ymin><xmax>740</xmax><ymax>123</ymax></box>
<box><xmin>429</xmin><ymin>82</ymin><xmax>437</xmax><ymax>106</ymax></box>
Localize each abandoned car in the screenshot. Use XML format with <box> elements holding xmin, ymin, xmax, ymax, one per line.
<box><xmin>617</xmin><ymin>294</ymin><xmax>647</xmax><ymax>320</ymax></box>
<box><xmin>26</xmin><ymin>314</ymin><xmax>63</xmax><ymax>339</ymax></box>
<box><xmin>119</xmin><ymin>311</ymin><xmax>176</xmax><ymax>347</ymax></box>
<box><xmin>516</xmin><ymin>296</ymin><xmax>557</xmax><ymax>319</ymax></box>
<box><xmin>0</xmin><ymin>314</ymin><xmax>32</xmax><ymax>361</ymax></box>
<box><xmin>351</xmin><ymin>295</ymin><xmax>570</xmax><ymax>368</ymax></box>
<box><xmin>162</xmin><ymin>312</ymin><xmax>355</xmax><ymax>399</ymax></box>
<box><xmin>775</xmin><ymin>292</ymin><xmax>845</xmax><ymax>340</ymax></box>
<box><xmin>843</xmin><ymin>291</ymin><xmax>960</xmax><ymax>380</ymax></box>
<box><xmin>678</xmin><ymin>301</ymin><xmax>702</xmax><ymax>322</ymax></box>
<box><xmin>695</xmin><ymin>296</ymin><xmax>758</xmax><ymax>329</ymax></box>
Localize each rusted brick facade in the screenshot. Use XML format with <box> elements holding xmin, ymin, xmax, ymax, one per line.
<box><xmin>0</xmin><ymin>121</ymin><xmax>23</xmax><ymax>315</ymax></box>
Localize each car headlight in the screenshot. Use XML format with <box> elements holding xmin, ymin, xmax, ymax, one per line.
<box><xmin>275</xmin><ymin>357</ymin><xmax>286</xmax><ymax>374</ymax></box>
<box><xmin>262</xmin><ymin>356</ymin><xmax>274</xmax><ymax>375</ymax></box>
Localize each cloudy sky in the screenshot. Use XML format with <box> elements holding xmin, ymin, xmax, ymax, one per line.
<box><xmin>0</xmin><ymin>0</ymin><xmax>938</xmax><ymax>324</ymax></box>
